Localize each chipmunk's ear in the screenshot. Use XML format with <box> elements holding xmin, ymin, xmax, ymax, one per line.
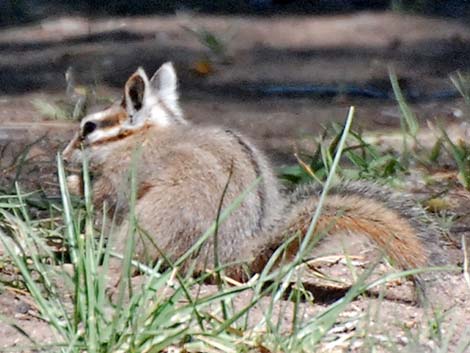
<box><xmin>123</xmin><ymin>67</ymin><xmax>150</xmax><ymax>121</ymax></box>
<box><xmin>123</xmin><ymin>63</ymin><xmax>184</xmax><ymax>127</ymax></box>
<box><xmin>149</xmin><ymin>62</ymin><xmax>181</xmax><ymax>115</ymax></box>
<box><xmin>150</xmin><ymin>62</ymin><xmax>177</xmax><ymax>96</ymax></box>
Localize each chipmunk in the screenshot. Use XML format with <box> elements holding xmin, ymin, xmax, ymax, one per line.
<box><xmin>62</xmin><ymin>62</ymin><xmax>444</xmax><ymax>284</ymax></box>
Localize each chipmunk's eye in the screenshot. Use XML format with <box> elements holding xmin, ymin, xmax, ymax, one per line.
<box><xmin>82</xmin><ymin>121</ymin><xmax>97</xmax><ymax>137</ymax></box>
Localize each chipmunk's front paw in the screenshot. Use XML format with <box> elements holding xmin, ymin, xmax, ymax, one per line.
<box><xmin>66</xmin><ymin>174</ymin><xmax>83</xmax><ymax>196</ymax></box>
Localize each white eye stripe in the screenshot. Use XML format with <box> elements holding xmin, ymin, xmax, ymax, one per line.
<box><xmin>81</xmin><ymin>110</ymin><xmax>111</xmax><ymax>127</ymax></box>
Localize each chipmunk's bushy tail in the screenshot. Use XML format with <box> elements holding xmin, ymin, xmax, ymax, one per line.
<box><xmin>250</xmin><ymin>180</ymin><xmax>446</xmax><ymax>276</ymax></box>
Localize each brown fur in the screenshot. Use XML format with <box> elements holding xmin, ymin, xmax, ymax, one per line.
<box><xmin>280</xmin><ymin>195</ymin><xmax>427</xmax><ymax>269</ymax></box>
<box><xmin>68</xmin><ymin>123</ymin><xmax>284</xmax><ymax>276</ymax></box>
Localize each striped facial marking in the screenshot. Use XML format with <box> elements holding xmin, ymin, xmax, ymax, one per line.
<box><xmin>76</xmin><ymin>106</ymin><xmax>128</xmax><ymax>145</ymax></box>
<box><xmin>88</xmin><ymin>123</ymin><xmax>152</xmax><ymax>146</ymax></box>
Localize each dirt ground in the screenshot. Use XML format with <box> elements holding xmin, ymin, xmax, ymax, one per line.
<box><xmin>1</xmin><ymin>11</ymin><xmax>470</xmax><ymax>352</ymax></box>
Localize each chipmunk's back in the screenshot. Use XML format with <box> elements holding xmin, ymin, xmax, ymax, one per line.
<box><xmin>119</xmin><ymin>124</ymin><xmax>283</xmax><ymax>271</ymax></box>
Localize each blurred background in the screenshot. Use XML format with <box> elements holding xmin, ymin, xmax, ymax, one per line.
<box><xmin>1</xmin><ymin>0</ymin><xmax>470</xmax><ymax>173</ymax></box>
<box><xmin>2</xmin><ymin>0</ymin><xmax>470</xmax><ymax>25</ymax></box>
